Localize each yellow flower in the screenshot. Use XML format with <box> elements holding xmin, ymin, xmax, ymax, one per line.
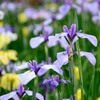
<box><xmin>0</xmin><ymin>34</ymin><xmax>11</xmax><ymax>49</ymax></box>
<box><xmin>45</xmin><ymin>3</ymin><xmax>57</xmax><ymax>11</ymax></box>
<box><xmin>74</xmin><ymin>66</ymin><xmax>80</xmax><ymax>80</ymax></box>
<box><xmin>18</xmin><ymin>12</ymin><xmax>27</xmax><ymax>23</ymax></box>
<box><xmin>76</xmin><ymin>88</ymin><xmax>81</xmax><ymax>100</ymax></box>
<box><xmin>97</xmin><ymin>97</ymin><xmax>100</xmax><ymax>100</ymax></box>
<box><xmin>7</xmin><ymin>50</ymin><xmax>18</xmax><ymax>61</ymax></box>
<box><xmin>0</xmin><ymin>21</ymin><xmax>3</xmax><ymax>27</ymax></box>
<box><xmin>0</xmin><ymin>51</ymin><xmax>8</xmax><ymax>65</ymax></box>
<box><xmin>0</xmin><ymin>50</ymin><xmax>18</xmax><ymax>65</ymax></box>
<box><xmin>22</xmin><ymin>27</ymin><xmax>29</xmax><ymax>37</ymax></box>
<box><xmin>0</xmin><ymin>73</ymin><xmax>20</xmax><ymax>90</ymax></box>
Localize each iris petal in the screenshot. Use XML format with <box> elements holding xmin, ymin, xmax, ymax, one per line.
<box><xmin>77</xmin><ymin>33</ymin><xmax>97</xmax><ymax>47</ymax></box>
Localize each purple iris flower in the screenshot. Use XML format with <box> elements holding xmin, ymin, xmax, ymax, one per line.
<box><xmin>43</xmin><ymin>13</ymin><xmax>64</xmax><ymax>26</ymax></box>
<box><xmin>30</xmin><ymin>31</ymin><xmax>61</xmax><ymax>48</ymax></box>
<box><xmin>33</xmin><ymin>24</ymin><xmax>53</xmax><ymax>36</ymax></box>
<box><xmin>82</xmin><ymin>1</ymin><xmax>99</xmax><ymax>15</ymax></box>
<box><xmin>59</xmin><ymin>0</ymin><xmax>81</xmax><ymax>16</ymax></box>
<box><xmin>62</xmin><ymin>24</ymin><xmax>97</xmax><ymax>47</ymax></box>
<box><xmin>16</xmin><ymin>60</ymin><xmax>63</xmax><ymax>85</ymax></box>
<box><xmin>5</xmin><ymin>25</ymin><xmax>15</xmax><ymax>33</ymax></box>
<box><xmin>54</xmin><ymin>24</ymin><xmax>97</xmax><ymax>67</ymax></box>
<box><xmin>92</xmin><ymin>12</ymin><xmax>100</xmax><ymax>24</ymax></box>
<box><xmin>42</xmin><ymin>75</ymin><xmax>68</xmax><ymax>92</ymax></box>
<box><xmin>0</xmin><ymin>84</ymin><xmax>32</xmax><ymax>100</ymax></box>
<box><xmin>24</xmin><ymin>7</ymin><xmax>35</xmax><ymax>18</ymax></box>
<box><xmin>1</xmin><ymin>2</ymin><xmax>17</xmax><ymax>12</ymax></box>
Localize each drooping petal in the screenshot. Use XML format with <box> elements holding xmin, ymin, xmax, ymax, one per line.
<box><xmin>38</xmin><ymin>65</ymin><xmax>63</xmax><ymax>76</ymax></box>
<box><xmin>25</xmin><ymin>90</ymin><xmax>32</xmax><ymax>96</ymax></box>
<box><xmin>57</xmin><ymin>51</ymin><xmax>69</xmax><ymax>66</ymax></box>
<box><xmin>30</xmin><ymin>37</ymin><xmax>44</xmax><ymax>48</ymax></box>
<box><xmin>80</xmin><ymin>51</ymin><xmax>96</xmax><ymax>66</ymax></box>
<box><xmin>47</xmin><ymin>36</ymin><xmax>58</xmax><ymax>47</ymax></box>
<box><xmin>36</xmin><ymin>93</ymin><xmax>44</xmax><ymax>100</ymax></box>
<box><xmin>77</xmin><ymin>33</ymin><xmax>97</xmax><ymax>47</ymax></box>
<box><xmin>15</xmin><ymin>63</ymin><xmax>28</xmax><ymax>71</ymax></box>
<box><xmin>0</xmin><ymin>92</ymin><xmax>19</xmax><ymax>100</ymax></box>
<box><xmin>18</xmin><ymin>70</ymin><xmax>36</xmax><ymax>85</ymax></box>
<box><xmin>53</xmin><ymin>60</ymin><xmax>62</xmax><ymax>68</ymax></box>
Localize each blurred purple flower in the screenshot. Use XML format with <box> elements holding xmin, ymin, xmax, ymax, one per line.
<box><xmin>53</xmin><ymin>0</ymin><xmax>60</xmax><ymax>3</ymax></box>
<box><xmin>0</xmin><ymin>84</ymin><xmax>32</xmax><ymax>100</ymax></box>
<box><xmin>33</xmin><ymin>24</ymin><xmax>53</xmax><ymax>36</ymax></box>
<box><xmin>83</xmin><ymin>1</ymin><xmax>99</xmax><ymax>15</ymax></box>
<box><xmin>59</xmin><ymin>0</ymin><xmax>81</xmax><ymax>16</ymax></box>
<box><xmin>1</xmin><ymin>2</ymin><xmax>17</xmax><ymax>12</ymax></box>
<box><xmin>42</xmin><ymin>75</ymin><xmax>68</xmax><ymax>92</ymax></box>
<box><xmin>0</xmin><ymin>27</ymin><xmax>5</xmax><ymax>33</ymax></box>
<box><xmin>92</xmin><ymin>12</ymin><xmax>100</xmax><ymax>24</ymax></box>
<box><xmin>24</xmin><ymin>7</ymin><xmax>35</xmax><ymax>18</ymax></box>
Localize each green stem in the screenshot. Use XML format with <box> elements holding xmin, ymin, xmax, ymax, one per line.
<box><xmin>76</xmin><ymin>41</ymin><xmax>84</xmax><ymax>100</ymax></box>
<box><xmin>32</xmin><ymin>77</ymin><xmax>38</xmax><ymax>100</ymax></box>
<box><xmin>69</xmin><ymin>43</ymin><xmax>75</xmax><ymax>99</ymax></box>
<box><xmin>44</xmin><ymin>43</ymin><xmax>49</xmax><ymax>63</ymax></box>
<box><xmin>92</xmin><ymin>67</ymin><xmax>95</xmax><ymax>100</ymax></box>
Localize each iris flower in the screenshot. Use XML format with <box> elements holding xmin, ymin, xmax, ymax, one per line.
<box><xmin>43</xmin><ymin>75</ymin><xmax>68</xmax><ymax>91</ymax></box>
<box><xmin>16</xmin><ymin>60</ymin><xmax>63</xmax><ymax>85</ymax></box>
<box><xmin>54</xmin><ymin>24</ymin><xmax>97</xmax><ymax>67</ymax></box>
<box><xmin>0</xmin><ymin>84</ymin><xmax>32</xmax><ymax>100</ymax></box>
<box><xmin>59</xmin><ymin>0</ymin><xmax>81</xmax><ymax>16</ymax></box>
<box><xmin>30</xmin><ymin>31</ymin><xmax>60</xmax><ymax>48</ymax></box>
